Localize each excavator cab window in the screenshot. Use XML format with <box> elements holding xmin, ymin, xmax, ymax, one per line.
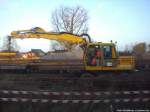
<box><xmin>86</xmin><ymin>44</ymin><xmax>117</xmax><ymax>67</ymax></box>
<box><xmin>102</xmin><ymin>44</ymin><xmax>118</xmax><ymax>67</ymax></box>
<box><xmin>86</xmin><ymin>45</ymin><xmax>102</xmax><ymax>66</ymax></box>
<box><xmin>86</xmin><ymin>45</ymin><xmax>96</xmax><ymax>66</ymax></box>
<box><xmin>103</xmin><ymin>46</ymin><xmax>112</xmax><ymax>59</ymax></box>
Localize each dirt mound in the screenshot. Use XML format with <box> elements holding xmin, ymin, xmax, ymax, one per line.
<box><xmin>41</xmin><ymin>46</ymin><xmax>83</xmax><ymax>60</ymax></box>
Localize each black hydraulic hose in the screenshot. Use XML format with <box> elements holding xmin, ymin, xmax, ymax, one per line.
<box><xmin>80</xmin><ymin>33</ymin><xmax>91</xmax><ymax>43</ymax></box>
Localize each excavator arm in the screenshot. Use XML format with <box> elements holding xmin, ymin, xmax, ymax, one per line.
<box><xmin>10</xmin><ymin>27</ymin><xmax>87</xmax><ymax>46</ymax></box>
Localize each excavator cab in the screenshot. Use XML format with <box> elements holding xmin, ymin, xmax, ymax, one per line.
<box><xmin>85</xmin><ymin>42</ymin><xmax>134</xmax><ymax>71</ymax></box>
<box><xmin>85</xmin><ymin>42</ymin><xmax>118</xmax><ymax>67</ymax></box>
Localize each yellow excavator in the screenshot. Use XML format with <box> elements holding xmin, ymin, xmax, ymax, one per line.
<box><xmin>7</xmin><ymin>27</ymin><xmax>135</xmax><ymax>73</ymax></box>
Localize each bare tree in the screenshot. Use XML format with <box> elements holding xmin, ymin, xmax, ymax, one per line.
<box><xmin>132</xmin><ymin>42</ymin><xmax>146</xmax><ymax>54</ymax></box>
<box><xmin>132</xmin><ymin>42</ymin><xmax>146</xmax><ymax>60</ymax></box>
<box><xmin>148</xmin><ymin>44</ymin><xmax>150</xmax><ymax>52</ymax></box>
<box><xmin>51</xmin><ymin>6</ymin><xmax>88</xmax><ymax>35</ymax></box>
<box><xmin>2</xmin><ymin>36</ymin><xmax>19</xmax><ymax>51</ymax></box>
<box><xmin>50</xmin><ymin>40</ymin><xmax>66</xmax><ymax>51</ymax></box>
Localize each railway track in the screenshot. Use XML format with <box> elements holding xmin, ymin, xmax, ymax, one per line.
<box><xmin>0</xmin><ymin>89</ymin><xmax>150</xmax><ymax>111</ymax></box>
<box><xmin>0</xmin><ymin>89</ymin><xmax>150</xmax><ymax>104</ymax></box>
<box><xmin>0</xmin><ymin>69</ymin><xmax>149</xmax><ymax>111</ymax></box>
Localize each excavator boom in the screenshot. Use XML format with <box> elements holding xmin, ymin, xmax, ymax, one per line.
<box><xmin>11</xmin><ymin>27</ymin><xmax>86</xmax><ymax>45</ymax></box>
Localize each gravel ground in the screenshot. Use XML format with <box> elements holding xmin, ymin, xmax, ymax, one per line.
<box><xmin>0</xmin><ymin>70</ymin><xmax>150</xmax><ymax>112</ymax></box>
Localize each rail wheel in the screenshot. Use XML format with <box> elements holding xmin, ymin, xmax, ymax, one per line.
<box><xmin>77</xmin><ymin>73</ymin><xmax>94</xmax><ymax>90</ymax></box>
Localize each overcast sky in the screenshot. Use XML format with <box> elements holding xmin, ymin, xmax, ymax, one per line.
<box><xmin>0</xmin><ymin>0</ymin><xmax>150</xmax><ymax>51</ymax></box>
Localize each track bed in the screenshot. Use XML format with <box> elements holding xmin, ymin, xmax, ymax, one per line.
<box><xmin>0</xmin><ymin>70</ymin><xmax>149</xmax><ymax>91</ymax></box>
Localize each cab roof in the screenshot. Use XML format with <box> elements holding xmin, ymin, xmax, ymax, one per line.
<box><xmin>88</xmin><ymin>42</ymin><xmax>115</xmax><ymax>46</ymax></box>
